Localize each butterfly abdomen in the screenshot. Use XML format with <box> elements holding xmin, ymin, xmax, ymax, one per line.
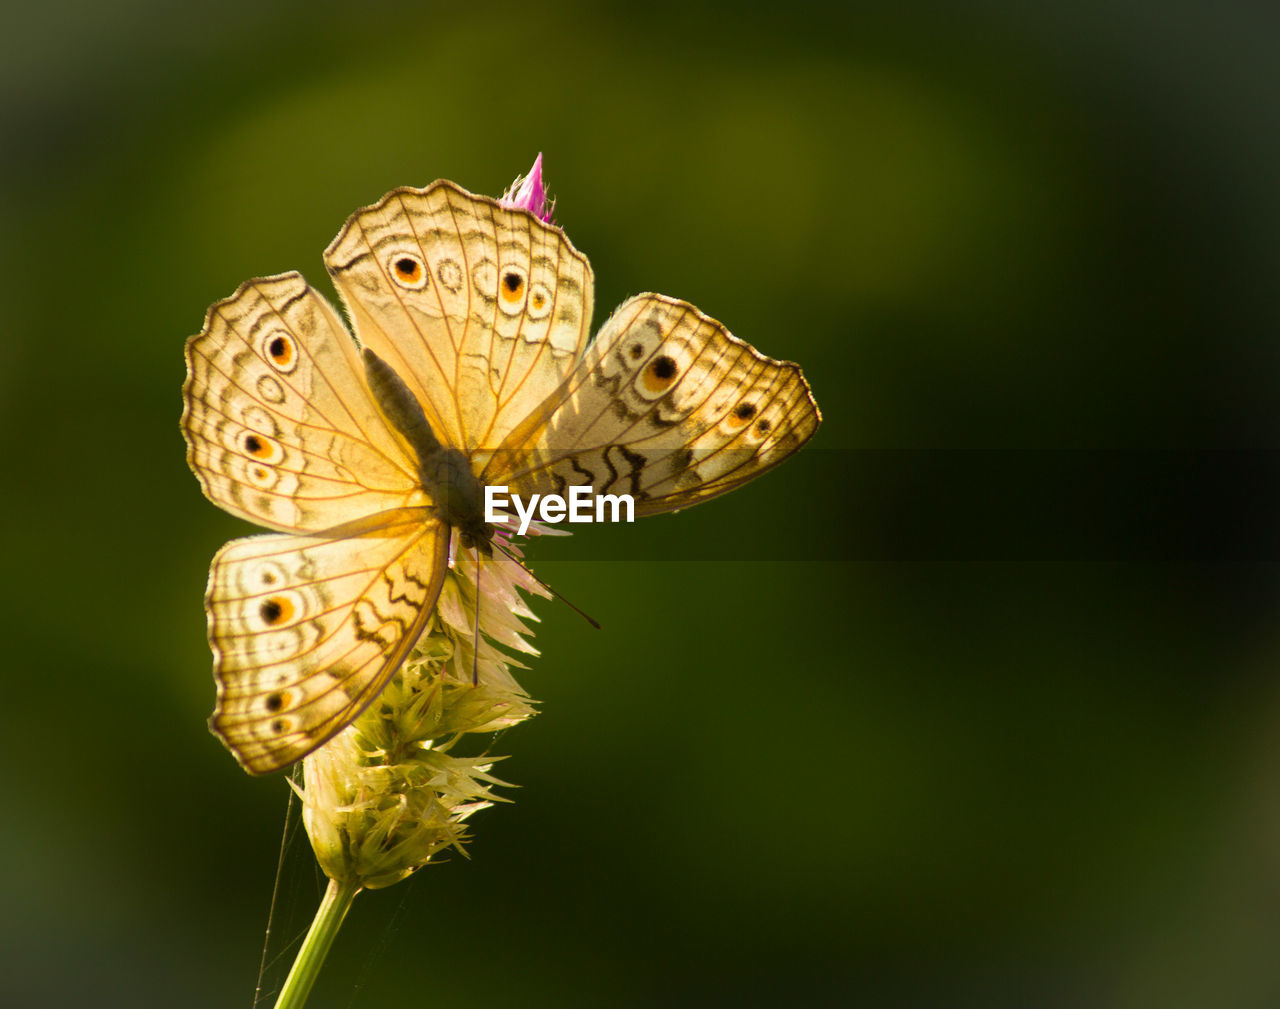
<box><xmin>362</xmin><ymin>348</ymin><xmax>441</xmax><ymax>461</ymax></box>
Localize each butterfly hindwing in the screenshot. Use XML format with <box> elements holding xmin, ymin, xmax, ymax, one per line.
<box><xmin>205</xmin><ymin>508</ymin><xmax>450</xmax><ymax>775</ymax></box>
<box><xmin>485</xmin><ymin>293</ymin><xmax>821</xmax><ymax>514</ymax></box>
<box><xmin>183</xmin><ymin>272</ymin><xmax>423</xmax><ymax>533</ymax></box>
<box><xmin>324</xmin><ymin>181</ymin><xmax>594</xmax><ymax>455</ymax></box>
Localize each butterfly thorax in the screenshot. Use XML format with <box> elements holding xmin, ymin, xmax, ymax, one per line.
<box><xmin>362</xmin><ymin>347</ymin><xmax>493</xmax><ymax>555</ymax></box>
<box><xmin>420</xmin><ymin>446</ymin><xmax>494</xmax><ymax>555</ymax></box>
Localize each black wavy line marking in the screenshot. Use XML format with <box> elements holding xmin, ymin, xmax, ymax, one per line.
<box><xmin>569</xmin><ymin>457</ymin><xmax>595</xmax><ymax>486</ymax></box>
<box><xmin>609</xmin><ymin>444</ymin><xmax>649</xmax><ymax>500</ymax></box>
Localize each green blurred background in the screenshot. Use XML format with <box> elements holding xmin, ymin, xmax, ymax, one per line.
<box><xmin>4</xmin><ymin>2</ymin><xmax>1280</xmax><ymax>1006</ymax></box>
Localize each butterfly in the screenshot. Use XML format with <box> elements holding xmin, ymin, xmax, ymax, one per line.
<box><xmin>183</xmin><ymin>178</ymin><xmax>821</xmax><ymax>775</ymax></box>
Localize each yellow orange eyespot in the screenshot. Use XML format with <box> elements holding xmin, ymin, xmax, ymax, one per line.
<box><xmin>266</xmin><ymin>334</ymin><xmax>294</xmax><ymax>368</ymax></box>
<box><xmin>642</xmin><ymin>354</ymin><xmax>679</xmax><ymax>392</ymax></box>
<box><xmin>501</xmin><ymin>271</ymin><xmax>525</xmax><ymax>302</ymax></box>
<box><xmin>265</xmin><ymin>690</ymin><xmax>292</xmax><ymax>713</ymax></box>
<box><xmin>526</xmin><ymin>282</ymin><xmax>553</xmax><ymax>318</ymax></box>
<box><xmin>728</xmin><ymin>401</ymin><xmax>757</xmax><ymax>427</ymax></box>
<box><xmin>390</xmin><ymin>254</ymin><xmax>427</xmax><ymax>289</ymax></box>
<box><xmin>244</xmin><ymin>433</ymin><xmax>272</xmax><ymax>458</ymax></box>
<box><xmin>259</xmin><ymin>595</ymin><xmax>295</xmax><ymax>626</ymax></box>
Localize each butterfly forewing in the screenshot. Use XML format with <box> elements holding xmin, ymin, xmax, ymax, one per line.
<box><xmin>206</xmin><ymin>510</ymin><xmax>450</xmax><ymax>775</ymax></box>
<box><xmin>182</xmin><ymin>272</ymin><xmax>424</xmax><ymax>533</ymax></box>
<box><xmin>485</xmin><ymin>293</ymin><xmax>821</xmax><ymax>514</ymax></box>
<box><xmin>324</xmin><ymin>181</ymin><xmax>594</xmax><ymax>456</ymax></box>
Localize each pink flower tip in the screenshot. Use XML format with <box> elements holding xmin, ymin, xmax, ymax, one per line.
<box><xmin>500</xmin><ymin>153</ymin><xmax>555</xmax><ymax>223</ymax></box>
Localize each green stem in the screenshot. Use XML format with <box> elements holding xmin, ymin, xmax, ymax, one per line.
<box><xmin>273</xmin><ymin>877</ymin><xmax>360</xmax><ymax>1009</ymax></box>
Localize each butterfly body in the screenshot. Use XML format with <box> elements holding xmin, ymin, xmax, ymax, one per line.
<box><xmin>184</xmin><ymin>178</ymin><xmax>821</xmax><ymax>775</ymax></box>
<box><xmin>361</xmin><ymin>345</ymin><xmax>494</xmax><ymax>554</ymax></box>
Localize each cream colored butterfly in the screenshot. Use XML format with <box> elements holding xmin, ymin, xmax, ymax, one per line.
<box><xmin>183</xmin><ymin>178</ymin><xmax>821</xmax><ymax>775</ymax></box>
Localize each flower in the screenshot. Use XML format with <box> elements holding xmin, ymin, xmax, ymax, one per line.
<box><xmin>500</xmin><ymin>153</ymin><xmax>555</xmax><ymax>223</ymax></box>
<box><xmin>298</xmin><ymin>531</ymin><xmax>546</xmax><ymax>889</ymax></box>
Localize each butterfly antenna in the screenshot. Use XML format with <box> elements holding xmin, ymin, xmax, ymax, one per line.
<box><xmin>492</xmin><ymin>539</ymin><xmax>602</xmax><ymax>629</ymax></box>
<box><xmin>471</xmin><ymin>551</ymin><xmax>482</xmax><ymax>685</ymax></box>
